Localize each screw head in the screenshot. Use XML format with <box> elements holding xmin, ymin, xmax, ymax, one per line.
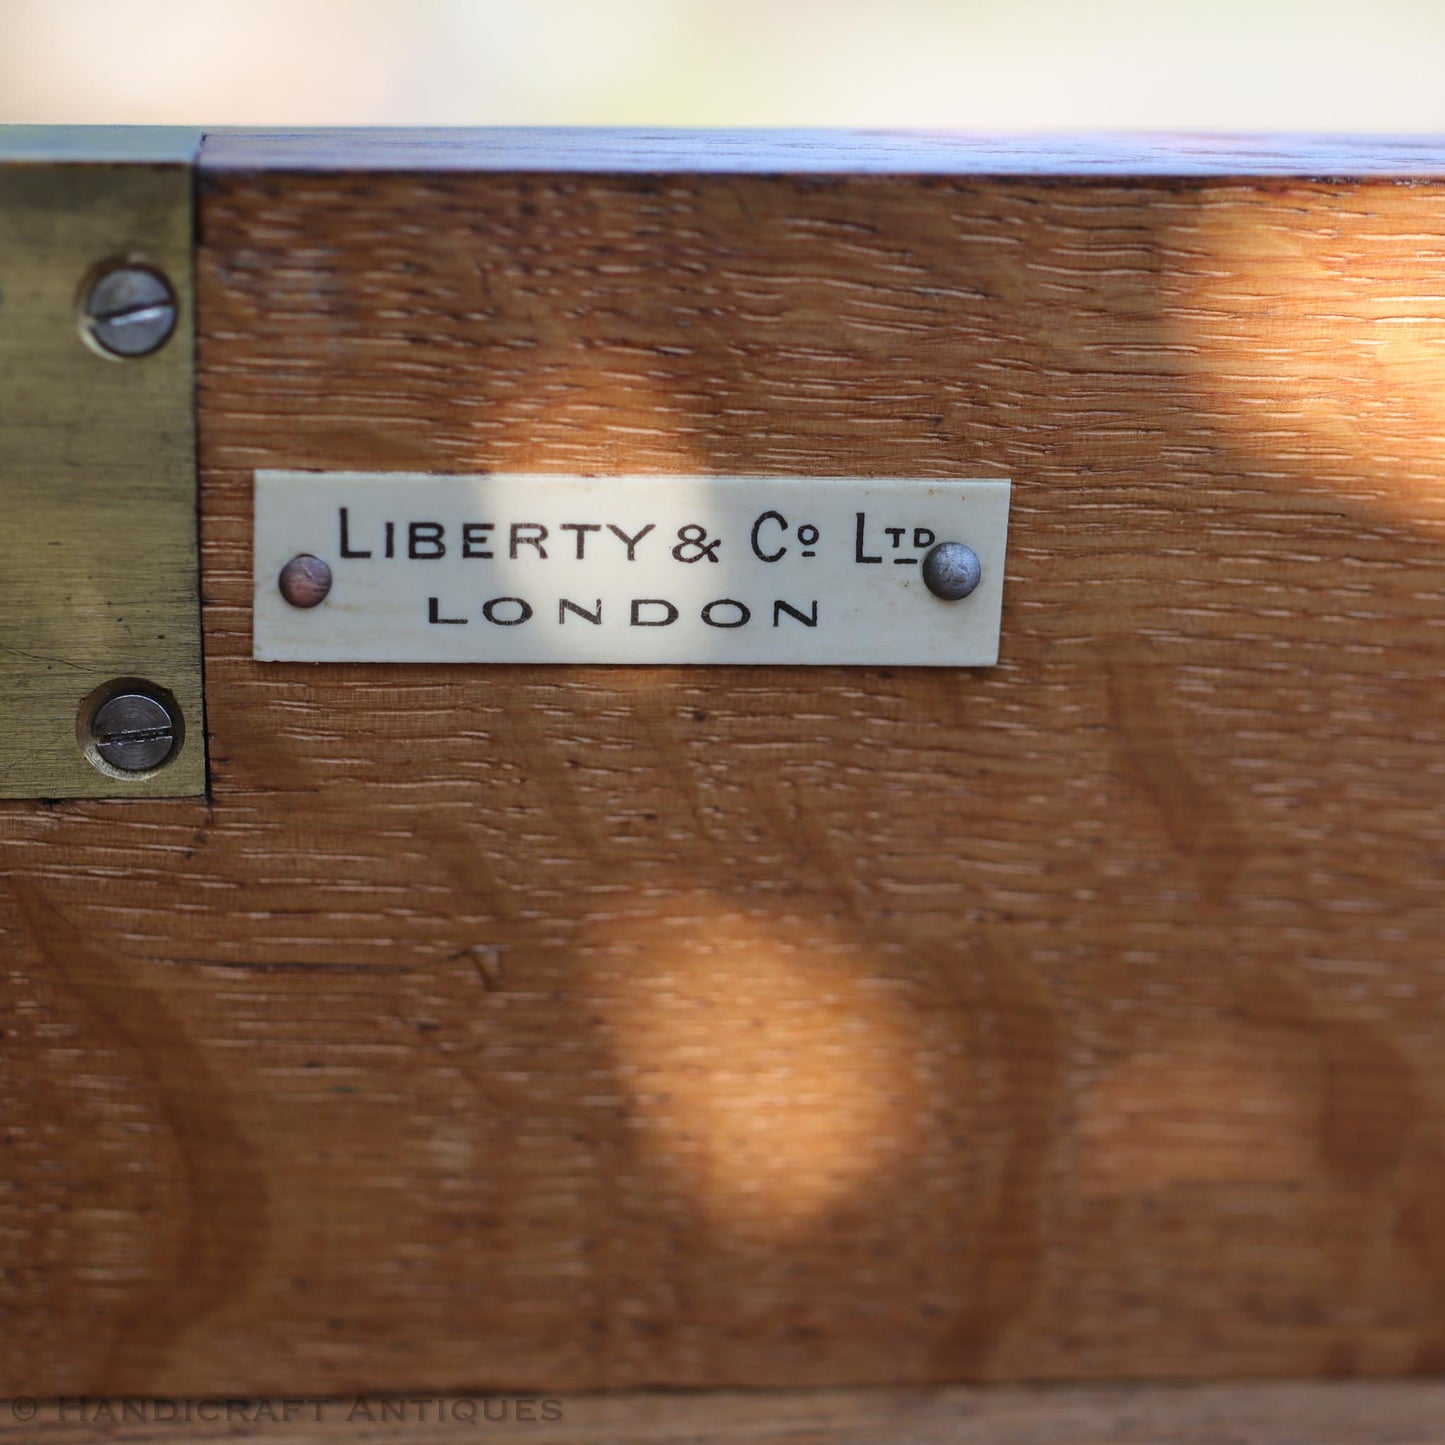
<box><xmin>278</xmin><ymin>554</ymin><xmax>333</xmax><ymax>608</ymax></box>
<box><xmin>921</xmin><ymin>541</ymin><xmax>983</xmax><ymax>601</ymax></box>
<box><xmin>89</xmin><ymin>691</ymin><xmax>179</xmax><ymax>773</ymax></box>
<box><xmin>81</xmin><ymin>264</ymin><xmax>178</xmax><ymax>358</ymax></box>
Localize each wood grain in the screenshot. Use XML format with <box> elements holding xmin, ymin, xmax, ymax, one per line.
<box><xmin>7</xmin><ymin>1383</ymin><xmax>1445</xmax><ymax>1445</ymax></box>
<box><xmin>2</xmin><ymin>136</ymin><xmax>1444</xmax><ymax>1396</ymax></box>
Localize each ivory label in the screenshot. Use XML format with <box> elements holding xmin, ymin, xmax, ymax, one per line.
<box><xmin>252</xmin><ymin>472</ymin><xmax>1010</xmax><ymax>666</ymax></box>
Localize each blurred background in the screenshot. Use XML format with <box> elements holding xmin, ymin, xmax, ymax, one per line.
<box><xmin>3</xmin><ymin>0</ymin><xmax>1445</xmax><ymax>131</ymax></box>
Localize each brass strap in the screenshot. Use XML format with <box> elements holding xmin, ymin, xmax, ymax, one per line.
<box><xmin>0</xmin><ymin>127</ymin><xmax>205</xmax><ymax>798</ymax></box>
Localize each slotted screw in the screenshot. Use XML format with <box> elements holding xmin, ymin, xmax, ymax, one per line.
<box><xmin>81</xmin><ymin>265</ymin><xmax>177</xmax><ymax>358</ymax></box>
<box><xmin>88</xmin><ymin>691</ymin><xmax>180</xmax><ymax>773</ymax></box>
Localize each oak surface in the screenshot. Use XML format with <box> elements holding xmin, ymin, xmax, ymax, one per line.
<box><xmin>2</xmin><ymin>136</ymin><xmax>1444</xmax><ymax>1396</ymax></box>
<box><xmin>7</xmin><ymin>1382</ymin><xmax>1445</xmax><ymax>1445</ymax></box>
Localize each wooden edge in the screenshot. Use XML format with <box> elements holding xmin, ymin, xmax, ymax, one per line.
<box><xmin>5</xmin><ymin>1382</ymin><xmax>1445</xmax><ymax>1443</ymax></box>
<box><xmin>199</xmin><ymin>126</ymin><xmax>1445</xmax><ymax>176</ymax></box>
<box><xmin>1</xmin><ymin>124</ymin><xmax>1443</xmax><ymax>178</ymax></box>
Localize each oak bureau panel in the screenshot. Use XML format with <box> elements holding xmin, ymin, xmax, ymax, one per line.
<box><xmin>1</xmin><ymin>130</ymin><xmax>1442</xmax><ymax>1395</ymax></box>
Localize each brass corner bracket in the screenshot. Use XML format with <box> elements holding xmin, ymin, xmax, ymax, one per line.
<box><xmin>0</xmin><ymin>127</ymin><xmax>206</xmax><ymax>798</ymax></box>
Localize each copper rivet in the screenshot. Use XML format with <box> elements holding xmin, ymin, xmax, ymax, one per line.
<box><xmin>921</xmin><ymin>541</ymin><xmax>982</xmax><ymax>601</ymax></box>
<box><xmin>278</xmin><ymin>554</ymin><xmax>333</xmax><ymax>609</ymax></box>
